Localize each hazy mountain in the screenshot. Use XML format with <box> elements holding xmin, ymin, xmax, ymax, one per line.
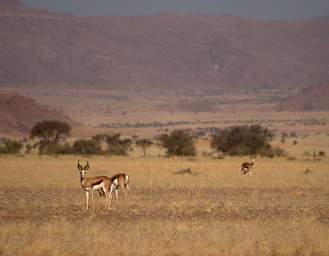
<box><xmin>1</xmin><ymin>1</ymin><xmax>328</xmax><ymax>90</ymax></box>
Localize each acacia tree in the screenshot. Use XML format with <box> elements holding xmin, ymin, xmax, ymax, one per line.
<box><xmin>30</xmin><ymin>120</ymin><xmax>71</xmax><ymax>154</ymax></box>
<box><xmin>211</xmin><ymin>125</ymin><xmax>274</xmax><ymax>156</ymax></box>
<box><xmin>136</xmin><ymin>138</ymin><xmax>153</xmax><ymax>156</ymax></box>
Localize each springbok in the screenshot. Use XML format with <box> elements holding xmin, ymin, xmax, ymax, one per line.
<box><xmin>77</xmin><ymin>160</ymin><xmax>112</xmax><ymax>210</ymax></box>
<box><xmin>241</xmin><ymin>156</ymin><xmax>256</xmax><ymax>175</ymax></box>
<box><xmin>109</xmin><ymin>173</ymin><xmax>130</xmax><ymax>200</ymax></box>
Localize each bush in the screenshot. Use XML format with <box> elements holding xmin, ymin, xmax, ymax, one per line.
<box><xmin>259</xmin><ymin>146</ymin><xmax>286</xmax><ymax>158</ymax></box>
<box><xmin>158</xmin><ymin>130</ymin><xmax>196</xmax><ymax>156</ymax></box>
<box><xmin>72</xmin><ymin>139</ymin><xmax>101</xmax><ymax>155</ymax></box>
<box><xmin>25</xmin><ymin>144</ymin><xmax>33</xmax><ymax>154</ymax></box>
<box><xmin>55</xmin><ymin>143</ymin><xmax>72</xmax><ymax>155</ymax></box>
<box><xmin>211</xmin><ymin>125</ymin><xmax>274</xmax><ymax>156</ymax></box>
<box><xmin>0</xmin><ymin>138</ymin><xmax>23</xmax><ymax>154</ymax></box>
<box><xmin>106</xmin><ymin>134</ymin><xmax>132</xmax><ymax>156</ymax></box>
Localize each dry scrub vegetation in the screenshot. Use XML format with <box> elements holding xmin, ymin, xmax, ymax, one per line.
<box><xmin>1</xmin><ymin>136</ymin><xmax>329</xmax><ymax>255</ymax></box>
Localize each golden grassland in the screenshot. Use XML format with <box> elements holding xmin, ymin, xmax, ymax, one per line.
<box><xmin>1</xmin><ymin>135</ymin><xmax>329</xmax><ymax>255</ymax></box>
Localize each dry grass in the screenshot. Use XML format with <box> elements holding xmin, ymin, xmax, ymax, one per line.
<box><xmin>1</xmin><ymin>219</ymin><xmax>329</xmax><ymax>256</ymax></box>
<box><xmin>1</xmin><ymin>135</ymin><xmax>329</xmax><ymax>255</ymax></box>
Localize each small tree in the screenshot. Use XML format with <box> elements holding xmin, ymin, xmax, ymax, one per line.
<box><xmin>136</xmin><ymin>139</ymin><xmax>153</xmax><ymax>156</ymax></box>
<box><xmin>30</xmin><ymin>120</ymin><xmax>71</xmax><ymax>154</ymax></box>
<box><xmin>211</xmin><ymin>125</ymin><xmax>274</xmax><ymax>156</ymax></box>
<box><xmin>159</xmin><ymin>130</ymin><xmax>196</xmax><ymax>156</ymax></box>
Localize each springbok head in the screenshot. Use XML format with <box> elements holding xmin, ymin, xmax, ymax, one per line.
<box><xmin>77</xmin><ymin>160</ymin><xmax>90</xmax><ymax>176</ymax></box>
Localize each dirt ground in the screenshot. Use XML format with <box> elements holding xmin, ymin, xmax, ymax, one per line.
<box><xmin>1</xmin><ymin>187</ymin><xmax>328</xmax><ymax>224</ymax></box>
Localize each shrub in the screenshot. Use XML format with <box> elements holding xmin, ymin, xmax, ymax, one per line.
<box><xmin>55</xmin><ymin>143</ymin><xmax>72</xmax><ymax>155</ymax></box>
<box><xmin>106</xmin><ymin>134</ymin><xmax>132</xmax><ymax>156</ymax></box>
<box><xmin>25</xmin><ymin>143</ymin><xmax>33</xmax><ymax>154</ymax></box>
<box><xmin>158</xmin><ymin>130</ymin><xmax>196</xmax><ymax>156</ymax></box>
<box><xmin>211</xmin><ymin>125</ymin><xmax>274</xmax><ymax>156</ymax></box>
<box><xmin>259</xmin><ymin>146</ymin><xmax>286</xmax><ymax>158</ymax></box>
<box><xmin>0</xmin><ymin>138</ymin><xmax>23</xmax><ymax>154</ymax></box>
<box><xmin>72</xmin><ymin>139</ymin><xmax>101</xmax><ymax>155</ymax></box>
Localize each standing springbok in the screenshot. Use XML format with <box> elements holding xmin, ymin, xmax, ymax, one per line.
<box><xmin>241</xmin><ymin>156</ymin><xmax>256</xmax><ymax>175</ymax></box>
<box><xmin>109</xmin><ymin>173</ymin><xmax>130</xmax><ymax>201</ymax></box>
<box><xmin>77</xmin><ymin>160</ymin><xmax>112</xmax><ymax>210</ymax></box>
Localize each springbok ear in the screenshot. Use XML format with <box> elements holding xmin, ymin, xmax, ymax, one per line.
<box><xmin>77</xmin><ymin>160</ymin><xmax>83</xmax><ymax>170</ymax></box>
<box><xmin>84</xmin><ymin>161</ymin><xmax>90</xmax><ymax>170</ymax></box>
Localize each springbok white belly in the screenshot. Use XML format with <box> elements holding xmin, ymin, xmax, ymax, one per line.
<box><xmin>92</xmin><ymin>183</ymin><xmax>104</xmax><ymax>191</ymax></box>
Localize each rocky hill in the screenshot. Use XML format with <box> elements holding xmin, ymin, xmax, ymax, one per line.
<box><xmin>0</xmin><ymin>1</ymin><xmax>328</xmax><ymax>90</ymax></box>
<box><xmin>0</xmin><ymin>93</ymin><xmax>77</xmax><ymax>135</ymax></box>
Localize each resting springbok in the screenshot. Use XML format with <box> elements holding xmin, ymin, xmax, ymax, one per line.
<box><xmin>109</xmin><ymin>173</ymin><xmax>130</xmax><ymax>200</ymax></box>
<box><xmin>241</xmin><ymin>156</ymin><xmax>256</xmax><ymax>175</ymax></box>
<box><xmin>77</xmin><ymin>160</ymin><xmax>112</xmax><ymax>210</ymax></box>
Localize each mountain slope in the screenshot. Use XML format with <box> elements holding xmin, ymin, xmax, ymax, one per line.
<box><xmin>1</xmin><ymin>2</ymin><xmax>329</xmax><ymax>90</ymax></box>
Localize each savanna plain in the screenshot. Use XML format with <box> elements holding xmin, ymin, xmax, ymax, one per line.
<box><xmin>1</xmin><ymin>134</ymin><xmax>329</xmax><ymax>256</ymax></box>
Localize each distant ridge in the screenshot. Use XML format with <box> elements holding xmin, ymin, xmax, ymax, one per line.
<box><xmin>0</xmin><ymin>2</ymin><xmax>328</xmax><ymax>91</ymax></box>
<box><xmin>313</xmin><ymin>14</ymin><xmax>329</xmax><ymax>21</ymax></box>
<box><xmin>0</xmin><ymin>0</ymin><xmax>21</xmax><ymax>6</ymax></box>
